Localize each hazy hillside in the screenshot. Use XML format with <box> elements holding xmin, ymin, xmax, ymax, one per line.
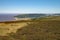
<box><xmin>14</xmin><ymin>14</ymin><xmax>60</xmax><ymax>18</ymax></box>
<box><xmin>14</xmin><ymin>14</ymin><xmax>47</xmax><ymax>18</ymax></box>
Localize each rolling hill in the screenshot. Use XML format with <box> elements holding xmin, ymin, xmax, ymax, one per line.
<box><xmin>0</xmin><ymin>15</ymin><xmax>60</xmax><ymax>40</ymax></box>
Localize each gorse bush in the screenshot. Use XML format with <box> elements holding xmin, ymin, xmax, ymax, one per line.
<box><xmin>13</xmin><ymin>21</ymin><xmax>60</xmax><ymax>40</ymax></box>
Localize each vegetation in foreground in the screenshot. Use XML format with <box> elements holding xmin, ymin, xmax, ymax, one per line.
<box><xmin>0</xmin><ymin>16</ymin><xmax>60</xmax><ymax>40</ymax></box>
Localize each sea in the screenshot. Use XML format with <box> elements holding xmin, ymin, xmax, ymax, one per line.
<box><xmin>0</xmin><ymin>13</ymin><xmax>59</xmax><ymax>22</ymax></box>
<box><xmin>0</xmin><ymin>14</ymin><xmax>18</xmax><ymax>22</ymax></box>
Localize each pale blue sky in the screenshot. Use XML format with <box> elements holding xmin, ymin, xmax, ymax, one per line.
<box><xmin>0</xmin><ymin>0</ymin><xmax>60</xmax><ymax>14</ymax></box>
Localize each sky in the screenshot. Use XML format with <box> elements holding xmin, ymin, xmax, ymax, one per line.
<box><xmin>0</xmin><ymin>0</ymin><xmax>60</xmax><ymax>14</ymax></box>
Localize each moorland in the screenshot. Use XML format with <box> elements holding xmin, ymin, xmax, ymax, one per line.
<box><xmin>0</xmin><ymin>16</ymin><xmax>60</xmax><ymax>40</ymax></box>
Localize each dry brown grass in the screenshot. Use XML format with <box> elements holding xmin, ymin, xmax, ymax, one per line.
<box><xmin>0</xmin><ymin>21</ymin><xmax>29</xmax><ymax>36</ymax></box>
<box><xmin>0</xmin><ymin>16</ymin><xmax>60</xmax><ymax>40</ymax></box>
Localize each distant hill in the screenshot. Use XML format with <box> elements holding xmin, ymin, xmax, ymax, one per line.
<box><xmin>14</xmin><ymin>13</ymin><xmax>60</xmax><ymax>18</ymax></box>
<box><xmin>14</xmin><ymin>14</ymin><xmax>47</xmax><ymax>19</ymax></box>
